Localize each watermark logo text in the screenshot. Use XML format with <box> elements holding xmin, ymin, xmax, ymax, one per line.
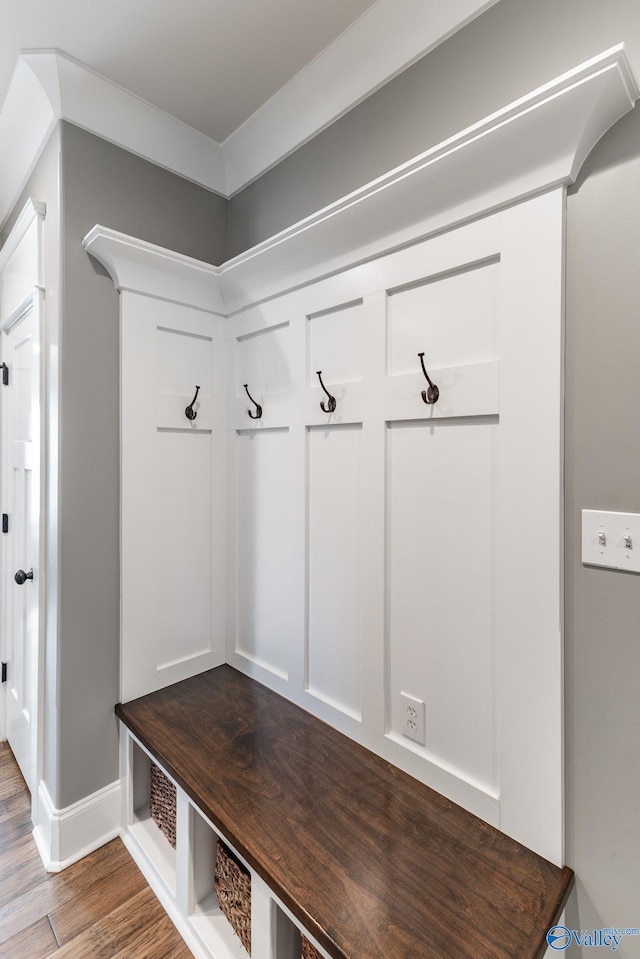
<box><xmin>547</xmin><ymin>925</ymin><xmax>640</xmax><ymax>952</ymax></box>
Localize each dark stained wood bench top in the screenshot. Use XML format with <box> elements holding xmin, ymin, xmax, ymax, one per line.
<box><xmin>116</xmin><ymin>665</ymin><xmax>572</xmax><ymax>959</ymax></box>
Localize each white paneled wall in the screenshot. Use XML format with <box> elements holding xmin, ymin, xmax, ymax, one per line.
<box><xmin>308</xmin><ymin>301</ymin><xmax>363</xmax><ymax>384</ymax></box>
<box><xmin>387</xmin><ymin>259</ymin><xmax>498</xmax><ymax>372</ymax></box>
<box><xmin>154</xmin><ymin>430</ymin><xmax>213</xmax><ymax>670</ymax></box>
<box><xmin>120</xmin><ymin>295</ymin><xmax>227</xmax><ymax>702</ymax></box>
<box><xmin>235</xmin><ymin>429</ymin><xmax>290</xmax><ymax>679</ymax></box>
<box><xmin>226</xmin><ymin>192</ymin><xmax>564</xmax><ymax>865</ymax></box>
<box><xmin>387</xmin><ymin>417</ymin><xmax>496</xmax><ymax>791</ymax></box>
<box><xmin>98</xmin><ymin>190</ymin><xmax>563</xmax><ymax>865</ymax></box>
<box><xmin>236</xmin><ymin>322</ymin><xmax>292</xmax><ymax>396</ymax></box>
<box><xmin>307</xmin><ymin>424</ymin><xmax>362</xmax><ymax>719</ymax></box>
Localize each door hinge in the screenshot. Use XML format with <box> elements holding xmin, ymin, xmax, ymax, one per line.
<box><xmin>0</xmin><ymin>363</ymin><xmax>8</xmax><ymax>386</ymax></box>
<box><xmin>1</xmin><ymin>663</ymin><xmax>6</xmax><ymax>683</ymax></box>
<box><xmin>1</xmin><ymin>514</ymin><xmax>8</xmax><ymax>534</ymax></box>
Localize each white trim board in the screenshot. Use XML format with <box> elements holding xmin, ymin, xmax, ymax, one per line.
<box><xmin>33</xmin><ymin>779</ymin><xmax>121</xmax><ymax>872</ymax></box>
<box><xmin>84</xmin><ymin>45</ymin><xmax>638</xmax><ymax>317</ymax></box>
<box><xmin>0</xmin><ymin>59</ymin><xmax>56</xmax><ymax>235</ymax></box>
<box><xmin>0</xmin><ymin>199</ymin><xmax>46</xmax><ymax>274</ymax></box>
<box><xmin>0</xmin><ymin>0</ymin><xmax>498</xmax><ymax>226</ymax></box>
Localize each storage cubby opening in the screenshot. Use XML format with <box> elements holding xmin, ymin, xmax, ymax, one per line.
<box><xmin>129</xmin><ymin>737</ymin><xmax>177</xmax><ymax>894</ymax></box>
<box><xmin>131</xmin><ymin>737</ymin><xmax>151</xmax><ymax>822</ymax></box>
<box><xmin>215</xmin><ymin>839</ymin><xmax>252</xmax><ymax>954</ymax></box>
<box><xmin>300</xmin><ymin>932</ymin><xmax>325</xmax><ymax>959</ymax></box>
<box><xmin>275</xmin><ymin>907</ymin><xmax>302</xmax><ymax>959</ymax></box>
<box><xmin>189</xmin><ymin>806</ymin><xmax>250</xmax><ymax>958</ymax></box>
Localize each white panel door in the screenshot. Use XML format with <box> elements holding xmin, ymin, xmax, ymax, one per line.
<box><xmin>1</xmin><ymin>300</ymin><xmax>40</xmax><ymax>794</ymax></box>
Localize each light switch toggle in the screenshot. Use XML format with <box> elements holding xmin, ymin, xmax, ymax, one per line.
<box><xmin>598</xmin><ymin>531</ymin><xmax>607</xmax><ymax>547</ymax></box>
<box><xmin>624</xmin><ymin>533</ymin><xmax>633</xmax><ymax>550</ymax></box>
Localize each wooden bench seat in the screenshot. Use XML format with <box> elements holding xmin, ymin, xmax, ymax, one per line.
<box><xmin>116</xmin><ymin>665</ymin><xmax>573</xmax><ymax>959</ymax></box>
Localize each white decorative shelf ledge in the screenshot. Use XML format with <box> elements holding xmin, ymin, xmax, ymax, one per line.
<box><xmin>84</xmin><ymin>45</ymin><xmax>637</xmax><ymax>316</ymax></box>
<box><xmin>83</xmin><ymin>225</ymin><xmax>224</xmax><ymax>314</ymax></box>
<box><xmin>216</xmin><ymin>44</ymin><xmax>638</xmax><ymax>311</ymax></box>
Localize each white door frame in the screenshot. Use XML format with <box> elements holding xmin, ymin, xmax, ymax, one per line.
<box><xmin>0</xmin><ymin>286</ymin><xmax>46</xmax><ymax>820</ymax></box>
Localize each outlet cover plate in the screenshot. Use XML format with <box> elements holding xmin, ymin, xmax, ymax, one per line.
<box><xmin>582</xmin><ymin>509</ymin><xmax>640</xmax><ymax>573</ymax></box>
<box><xmin>400</xmin><ymin>692</ymin><xmax>426</xmax><ymax>746</ymax></box>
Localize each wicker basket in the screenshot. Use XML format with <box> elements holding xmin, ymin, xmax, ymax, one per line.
<box><xmin>215</xmin><ymin>840</ymin><xmax>252</xmax><ymax>954</ymax></box>
<box><xmin>149</xmin><ymin>762</ymin><xmax>177</xmax><ymax>848</ymax></box>
<box><xmin>301</xmin><ymin>936</ymin><xmax>323</xmax><ymax>959</ymax></box>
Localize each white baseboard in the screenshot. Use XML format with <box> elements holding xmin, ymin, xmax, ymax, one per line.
<box><xmin>33</xmin><ymin>778</ymin><xmax>121</xmax><ymax>872</ymax></box>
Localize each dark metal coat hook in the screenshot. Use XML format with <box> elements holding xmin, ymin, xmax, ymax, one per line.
<box><xmin>316</xmin><ymin>370</ymin><xmax>337</xmax><ymax>413</ymax></box>
<box><xmin>244</xmin><ymin>384</ymin><xmax>263</xmax><ymax>419</ymax></box>
<box><xmin>418</xmin><ymin>353</ymin><xmax>439</xmax><ymax>405</ymax></box>
<box><xmin>185</xmin><ymin>385</ymin><xmax>200</xmax><ymax>420</ymax></box>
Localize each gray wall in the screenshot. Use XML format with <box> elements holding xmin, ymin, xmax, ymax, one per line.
<box><xmin>3</xmin><ymin>122</ymin><xmax>228</xmax><ymax>810</ymax></box>
<box><xmin>564</xmin><ymin>107</ymin><xmax>640</xmax><ymax>957</ymax></box>
<box><xmin>58</xmin><ymin>122</ymin><xmax>227</xmax><ymax>807</ymax></box>
<box><xmin>228</xmin><ymin>0</ymin><xmax>640</xmax><ymax>256</ymax></box>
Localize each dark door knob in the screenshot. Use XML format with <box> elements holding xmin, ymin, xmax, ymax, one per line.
<box><xmin>15</xmin><ymin>568</ymin><xmax>33</xmax><ymax>585</ymax></box>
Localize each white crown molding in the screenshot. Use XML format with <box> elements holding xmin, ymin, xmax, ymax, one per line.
<box><xmin>218</xmin><ymin>44</ymin><xmax>639</xmax><ymax>312</ymax></box>
<box><xmin>84</xmin><ymin>46</ymin><xmax>638</xmax><ymax>317</ymax></box>
<box><xmin>83</xmin><ymin>224</ymin><xmax>225</xmax><ymax>315</ymax></box>
<box><xmin>0</xmin><ymin>0</ymin><xmax>497</xmax><ymax>226</ymax></box>
<box><xmin>220</xmin><ymin>0</ymin><xmax>500</xmax><ymax>194</ymax></box>
<box><xmin>0</xmin><ymin>50</ymin><xmax>228</xmax><ymax>228</ymax></box>
<box><xmin>24</xmin><ymin>51</ymin><xmax>228</xmax><ymax>192</ymax></box>
<box><xmin>33</xmin><ymin>778</ymin><xmax>121</xmax><ymax>872</ymax></box>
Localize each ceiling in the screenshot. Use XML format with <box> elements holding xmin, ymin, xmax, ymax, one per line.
<box><xmin>0</xmin><ymin>0</ymin><xmax>378</xmax><ymax>143</ymax></box>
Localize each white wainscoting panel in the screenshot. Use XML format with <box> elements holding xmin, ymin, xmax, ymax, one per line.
<box><xmin>387</xmin><ymin>417</ymin><xmax>497</xmax><ymax>793</ymax></box>
<box><xmin>236</xmin><ymin>322</ymin><xmax>292</xmax><ymax>397</ymax></box>
<box><xmin>156</xmin><ymin>325</ymin><xmax>213</xmax><ymax>395</ymax></box>
<box><xmin>120</xmin><ymin>294</ymin><xmax>226</xmax><ymax>702</ymax></box>
<box><xmin>308</xmin><ymin>300</ymin><xmax>363</xmax><ymax>386</ymax></box>
<box><xmin>307</xmin><ymin>424</ymin><xmax>362</xmax><ymax>720</ymax></box>
<box><xmin>155</xmin><ymin>431</ymin><xmax>213</xmax><ymax>670</ymax></box>
<box><xmin>226</xmin><ymin>190</ymin><xmax>564</xmax><ymax>863</ymax></box>
<box><xmin>387</xmin><ymin>258</ymin><xmax>498</xmax><ymax>374</ymax></box>
<box><xmin>89</xmin><ymin>186</ymin><xmax>566</xmax><ymax>867</ymax></box>
<box><xmin>234</xmin><ymin>429</ymin><xmax>291</xmax><ymax>679</ymax></box>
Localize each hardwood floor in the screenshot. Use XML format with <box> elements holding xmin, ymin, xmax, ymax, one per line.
<box><xmin>0</xmin><ymin>742</ymin><xmax>192</xmax><ymax>959</ymax></box>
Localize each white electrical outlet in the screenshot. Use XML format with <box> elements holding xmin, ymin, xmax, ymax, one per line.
<box><xmin>400</xmin><ymin>692</ymin><xmax>426</xmax><ymax>746</ymax></box>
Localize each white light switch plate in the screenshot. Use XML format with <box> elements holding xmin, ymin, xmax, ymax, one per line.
<box><xmin>582</xmin><ymin>510</ymin><xmax>640</xmax><ymax>573</ymax></box>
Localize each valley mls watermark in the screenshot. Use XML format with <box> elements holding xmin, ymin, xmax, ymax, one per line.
<box><xmin>547</xmin><ymin>925</ymin><xmax>640</xmax><ymax>951</ymax></box>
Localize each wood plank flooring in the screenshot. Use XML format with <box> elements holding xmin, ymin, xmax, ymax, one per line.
<box><xmin>0</xmin><ymin>742</ymin><xmax>192</xmax><ymax>959</ymax></box>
